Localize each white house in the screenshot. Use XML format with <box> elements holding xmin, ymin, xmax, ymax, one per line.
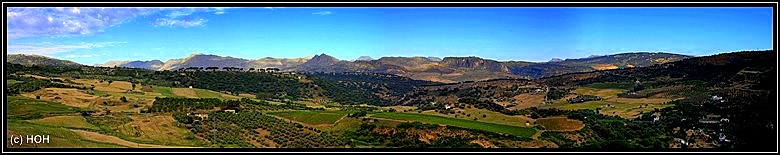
<box><xmin>445</xmin><ymin>105</ymin><xmax>452</xmax><ymax>109</ymax></box>
<box><xmin>224</xmin><ymin>109</ymin><xmax>236</xmax><ymax>114</ymax></box>
<box><xmin>711</xmin><ymin>95</ymin><xmax>723</xmax><ymax>101</ymax></box>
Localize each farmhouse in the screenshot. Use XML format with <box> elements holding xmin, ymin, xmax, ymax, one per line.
<box><xmin>188</xmin><ymin>113</ymin><xmax>209</xmax><ymax>120</ymax></box>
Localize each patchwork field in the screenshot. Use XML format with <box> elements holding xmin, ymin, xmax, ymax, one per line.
<box><xmin>115</xmin><ymin>115</ymin><xmax>203</xmax><ymax>146</ymax></box>
<box><xmin>371</xmin><ymin>112</ymin><xmax>536</xmax><ymax>137</ymax></box>
<box><xmin>538</xmin><ymin>86</ymin><xmax>677</xmax><ymax>118</ymax></box>
<box><xmin>21</xmin><ymin>88</ymin><xmax>97</xmax><ymax>108</ymax></box>
<box><xmin>7</xmin><ymin>96</ymin><xmax>81</xmax><ymax>120</ymax></box>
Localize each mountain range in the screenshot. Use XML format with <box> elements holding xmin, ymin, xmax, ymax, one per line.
<box><xmin>7</xmin><ymin>52</ymin><xmax>692</xmax><ymax>83</ymax></box>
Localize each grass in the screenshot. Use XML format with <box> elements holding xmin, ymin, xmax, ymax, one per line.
<box><xmin>115</xmin><ymin>115</ymin><xmax>204</xmax><ymax>146</ymax></box>
<box><xmin>544</xmin><ymin>100</ymin><xmax>672</xmax><ymax>119</ymax></box>
<box><xmin>536</xmin><ymin>117</ymin><xmax>585</xmax><ymax>131</ymax></box>
<box><xmin>7</xmin><ymin>96</ymin><xmax>81</xmax><ymax>120</ymax></box>
<box><xmin>421</xmin><ymin>108</ymin><xmax>535</xmax><ymax>127</ymax></box>
<box><xmin>28</xmin><ymin>116</ymin><xmax>100</xmax><ymax>130</ymax></box>
<box><xmin>154</xmin><ymin>87</ymin><xmax>177</xmax><ymax>97</ymax></box>
<box><xmin>268</xmin><ymin>110</ymin><xmax>350</xmax><ymax>125</ymax></box>
<box><xmin>371</xmin><ymin>112</ymin><xmax>536</xmax><ymax>137</ymax></box>
<box><xmin>193</xmin><ymin>89</ymin><xmax>223</xmax><ymax>99</ymax></box>
<box><xmin>7</xmin><ymin>120</ymin><xmax>125</xmax><ymax>148</ymax></box>
<box><xmin>572</xmin><ymin>88</ymin><xmax>626</xmax><ymax>98</ymax></box>
<box><xmin>8</xmin><ymin>79</ymin><xmax>22</xmax><ymax>85</ymax></box>
<box><xmin>317</xmin><ymin>117</ymin><xmax>363</xmax><ymax>133</ymax></box>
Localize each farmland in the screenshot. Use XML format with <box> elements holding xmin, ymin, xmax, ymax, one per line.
<box><xmin>535</xmin><ymin>117</ymin><xmax>585</xmax><ymax>131</ymax></box>
<box><xmin>268</xmin><ymin>110</ymin><xmax>350</xmax><ymax>125</ymax></box>
<box><xmin>370</xmin><ymin>112</ymin><xmax>537</xmax><ymax>137</ymax></box>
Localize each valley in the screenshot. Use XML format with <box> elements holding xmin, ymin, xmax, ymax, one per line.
<box><xmin>4</xmin><ymin>50</ymin><xmax>776</xmax><ymax>149</ymax></box>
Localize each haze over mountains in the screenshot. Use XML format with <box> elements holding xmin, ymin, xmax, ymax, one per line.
<box><xmin>7</xmin><ymin>52</ymin><xmax>692</xmax><ymax>83</ymax></box>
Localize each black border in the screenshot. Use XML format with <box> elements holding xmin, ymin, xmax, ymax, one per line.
<box><xmin>3</xmin><ymin>2</ymin><xmax>778</xmax><ymax>153</ymax></box>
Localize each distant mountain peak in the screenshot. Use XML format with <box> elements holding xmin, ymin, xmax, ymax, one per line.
<box><xmin>303</xmin><ymin>53</ymin><xmax>339</xmax><ymax>66</ymax></box>
<box><xmin>426</xmin><ymin>57</ymin><xmax>442</xmax><ymax>61</ymax></box>
<box><xmin>549</xmin><ymin>58</ymin><xmax>563</xmax><ymax>62</ymax></box>
<box><xmin>356</xmin><ymin>56</ymin><xmax>374</xmax><ymax>61</ymax></box>
<box><xmin>587</xmin><ymin>55</ymin><xmax>602</xmax><ymax>58</ymax></box>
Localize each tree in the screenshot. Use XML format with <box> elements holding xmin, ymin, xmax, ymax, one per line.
<box><xmin>107</xmin><ymin>80</ymin><xmax>113</xmax><ymax>86</ymax></box>
<box><xmin>120</xmin><ymin>96</ymin><xmax>128</xmax><ymax>102</ymax></box>
<box><xmin>131</xmin><ymin>83</ymin><xmax>136</xmax><ymax>90</ymax></box>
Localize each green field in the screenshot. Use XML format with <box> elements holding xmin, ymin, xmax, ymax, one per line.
<box><xmin>194</xmin><ymin>89</ymin><xmax>223</xmax><ymax>99</ymax></box>
<box><xmin>7</xmin><ymin>79</ymin><xmax>22</xmax><ymax>85</ymax></box>
<box><xmin>153</xmin><ymin>87</ymin><xmax>176</xmax><ymax>97</ymax></box>
<box><xmin>7</xmin><ymin>120</ymin><xmax>125</xmax><ymax>148</ymax></box>
<box><xmin>268</xmin><ymin>110</ymin><xmax>351</xmax><ymax>125</ymax></box>
<box><xmin>585</xmin><ymin>82</ymin><xmax>635</xmax><ymax>90</ymax></box>
<box><xmin>572</xmin><ymin>88</ymin><xmax>626</xmax><ymax>98</ymax></box>
<box><xmin>28</xmin><ymin>116</ymin><xmax>101</xmax><ymax>130</ymax></box>
<box><xmin>371</xmin><ymin>112</ymin><xmax>536</xmax><ymax>137</ymax></box>
<box><xmin>7</xmin><ymin>96</ymin><xmax>82</xmax><ymax>120</ymax></box>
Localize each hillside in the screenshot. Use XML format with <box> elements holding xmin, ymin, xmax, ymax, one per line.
<box><xmin>5</xmin><ymin>50</ymin><xmax>774</xmax><ymax>149</ymax></box>
<box><xmin>99</xmin><ymin>60</ymin><xmax>164</xmax><ymax>70</ymax></box>
<box><xmin>6</xmin><ymin>54</ymin><xmax>83</xmax><ymax>67</ymax></box>
<box><xmin>98</xmin><ymin>53</ymin><xmax>311</xmax><ymax>71</ymax></box>
<box><xmin>102</xmin><ymin>52</ymin><xmax>690</xmax><ymax>82</ymax></box>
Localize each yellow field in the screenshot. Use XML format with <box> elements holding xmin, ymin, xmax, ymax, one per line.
<box><xmin>72</xmin><ymin>79</ymin><xmax>134</xmax><ymax>93</ymax></box>
<box><xmin>116</xmin><ymin>115</ymin><xmax>202</xmax><ymax>146</ymax></box>
<box><xmin>171</xmin><ymin>88</ymin><xmax>198</xmax><ymax>98</ymax></box>
<box><xmin>503</xmin><ymin>93</ymin><xmax>545</xmax><ymax>110</ymax></box>
<box><xmin>28</xmin><ymin>116</ymin><xmax>100</xmax><ymax>130</ymax></box>
<box><xmin>536</xmin><ymin>117</ymin><xmax>585</xmax><ymax>131</ymax></box>
<box><xmin>21</xmin><ymin>88</ymin><xmax>97</xmax><ymax>108</ymax></box>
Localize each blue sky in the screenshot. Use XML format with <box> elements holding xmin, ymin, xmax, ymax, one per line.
<box><xmin>6</xmin><ymin>7</ymin><xmax>774</xmax><ymax>65</ymax></box>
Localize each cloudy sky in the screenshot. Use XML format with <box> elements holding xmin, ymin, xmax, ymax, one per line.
<box><xmin>6</xmin><ymin>7</ymin><xmax>774</xmax><ymax>65</ymax></box>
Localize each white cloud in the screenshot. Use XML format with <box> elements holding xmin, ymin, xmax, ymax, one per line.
<box><xmin>6</xmin><ymin>7</ymin><xmax>234</xmax><ymax>39</ymax></box>
<box><xmin>7</xmin><ymin>42</ymin><xmax>126</xmax><ymax>56</ymax></box>
<box><xmin>153</xmin><ymin>18</ymin><xmax>206</xmax><ymax>27</ymax></box>
<box><xmin>7</xmin><ymin>7</ymin><xmax>158</xmax><ymax>39</ymax></box>
<box><xmin>312</xmin><ymin>11</ymin><xmax>332</xmax><ymax>15</ymax></box>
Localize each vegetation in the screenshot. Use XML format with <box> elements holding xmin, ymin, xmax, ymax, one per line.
<box><xmin>269</xmin><ymin>111</ymin><xmax>350</xmax><ymax>125</ymax></box>
<box><xmin>567</xmin><ymin>95</ymin><xmax>602</xmax><ymax>104</ymax></box>
<box><xmin>371</xmin><ymin>112</ymin><xmax>536</xmax><ymax>137</ymax></box>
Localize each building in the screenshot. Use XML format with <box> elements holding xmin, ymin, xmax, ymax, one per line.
<box><xmin>710</xmin><ymin>95</ymin><xmax>723</xmax><ymax>101</ymax></box>
<box><xmin>224</xmin><ymin>109</ymin><xmax>236</xmax><ymax>113</ymax></box>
